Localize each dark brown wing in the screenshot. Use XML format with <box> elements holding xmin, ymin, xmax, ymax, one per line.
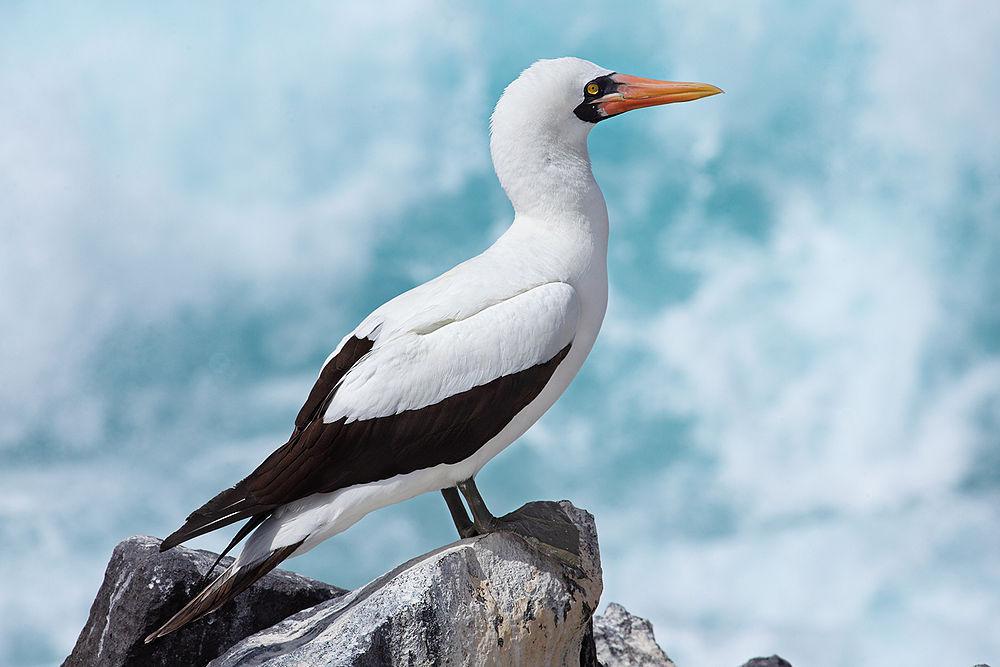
<box><xmin>162</xmin><ymin>338</ymin><xmax>570</xmax><ymax>551</ymax></box>
<box><xmin>292</xmin><ymin>335</ymin><xmax>375</xmax><ymax>431</ymax></box>
<box><xmin>160</xmin><ymin>336</ymin><xmax>374</xmax><ymax>551</ymax></box>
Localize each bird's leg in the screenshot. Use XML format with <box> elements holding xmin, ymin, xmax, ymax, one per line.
<box><xmin>441</xmin><ymin>487</ymin><xmax>479</xmax><ymax>539</ymax></box>
<box><xmin>457</xmin><ymin>478</ymin><xmax>499</xmax><ymax>533</ymax></box>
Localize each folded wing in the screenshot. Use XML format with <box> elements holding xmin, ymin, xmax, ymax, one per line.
<box><xmin>161</xmin><ymin>281</ymin><xmax>579</xmax><ymax>551</ymax></box>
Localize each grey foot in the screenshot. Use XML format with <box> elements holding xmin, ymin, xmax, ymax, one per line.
<box><xmin>455</xmin><ymin>480</ymin><xmax>580</xmax><ymax>562</ymax></box>
<box><xmin>457</xmin><ymin>478</ymin><xmax>498</xmax><ymax>534</ymax></box>
<box><xmin>441</xmin><ymin>487</ymin><xmax>480</xmax><ymax>539</ymax></box>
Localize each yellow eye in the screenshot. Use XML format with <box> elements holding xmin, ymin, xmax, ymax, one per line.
<box><xmin>586</xmin><ymin>82</ymin><xmax>600</xmax><ymax>96</ymax></box>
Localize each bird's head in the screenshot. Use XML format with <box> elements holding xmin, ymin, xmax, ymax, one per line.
<box><xmin>491</xmin><ymin>57</ymin><xmax>721</xmax><ymax>145</ymax></box>
<box><xmin>490</xmin><ymin>57</ymin><xmax>721</xmax><ymax>216</ymax></box>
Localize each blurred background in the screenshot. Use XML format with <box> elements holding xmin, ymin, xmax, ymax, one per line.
<box><xmin>2</xmin><ymin>2</ymin><xmax>999</xmax><ymax>666</ymax></box>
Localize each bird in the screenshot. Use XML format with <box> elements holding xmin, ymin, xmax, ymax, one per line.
<box><xmin>145</xmin><ymin>57</ymin><xmax>721</xmax><ymax>642</ymax></box>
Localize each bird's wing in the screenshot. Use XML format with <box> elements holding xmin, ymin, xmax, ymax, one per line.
<box><xmin>161</xmin><ymin>281</ymin><xmax>579</xmax><ymax>550</ymax></box>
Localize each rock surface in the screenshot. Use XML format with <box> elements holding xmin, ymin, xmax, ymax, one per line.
<box><xmin>62</xmin><ymin>535</ymin><xmax>345</xmax><ymax>667</ymax></box>
<box><xmin>66</xmin><ymin>502</ymin><xmax>802</xmax><ymax>666</ymax></box>
<box><xmin>210</xmin><ymin>500</ymin><xmax>602</xmax><ymax>667</ymax></box>
<box><xmin>593</xmin><ymin>602</ymin><xmax>675</xmax><ymax>666</ymax></box>
<box><xmin>740</xmin><ymin>657</ymin><xmax>793</xmax><ymax>667</ymax></box>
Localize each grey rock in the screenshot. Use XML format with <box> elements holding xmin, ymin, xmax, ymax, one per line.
<box><xmin>592</xmin><ymin>602</ymin><xmax>675</xmax><ymax>666</ymax></box>
<box><xmin>741</xmin><ymin>657</ymin><xmax>793</xmax><ymax>667</ymax></box>
<box><xmin>210</xmin><ymin>500</ymin><xmax>602</xmax><ymax>667</ymax></box>
<box><xmin>65</xmin><ymin>506</ymin><xmax>795</xmax><ymax>667</ymax></box>
<box><xmin>63</xmin><ymin>535</ymin><xmax>345</xmax><ymax>667</ymax></box>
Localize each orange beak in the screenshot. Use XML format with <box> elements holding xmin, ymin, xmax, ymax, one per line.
<box><xmin>599</xmin><ymin>74</ymin><xmax>723</xmax><ymax>117</ymax></box>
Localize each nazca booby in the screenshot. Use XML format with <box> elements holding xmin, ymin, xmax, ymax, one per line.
<box><xmin>147</xmin><ymin>57</ymin><xmax>720</xmax><ymax>642</ymax></box>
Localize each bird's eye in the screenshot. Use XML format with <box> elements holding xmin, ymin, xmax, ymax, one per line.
<box><xmin>586</xmin><ymin>82</ymin><xmax>600</xmax><ymax>96</ymax></box>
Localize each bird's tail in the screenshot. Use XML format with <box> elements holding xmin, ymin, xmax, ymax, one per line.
<box><xmin>144</xmin><ymin>540</ymin><xmax>303</xmax><ymax>643</ymax></box>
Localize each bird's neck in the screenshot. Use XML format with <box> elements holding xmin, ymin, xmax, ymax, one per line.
<box><xmin>490</xmin><ymin>128</ymin><xmax>608</xmax><ymax>240</ymax></box>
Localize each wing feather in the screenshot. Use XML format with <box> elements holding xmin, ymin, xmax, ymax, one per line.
<box><xmin>160</xmin><ymin>336</ymin><xmax>375</xmax><ymax>551</ymax></box>
<box><xmin>162</xmin><ymin>282</ymin><xmax>578</xmax><ymax>551</ymax></box>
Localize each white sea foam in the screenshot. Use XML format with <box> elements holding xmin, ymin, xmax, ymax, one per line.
<box><xmin>585</xmin><ymin>1</ymin><xmax>1000</xmax><ymax>665</ymax></box>
<box><xmin>2</xmin><ymin>2</ymin><xmax>998</xmax><ymax>666</ymax></box>
<box><xmin>0</xmin><ymin>3</ymin><xmax>486</xmax><ymax>663</ymax></box>
<box><xmin>0</xmin><ymin>2</ymin><xmax>487</xmax><ymax>453</ymax></box>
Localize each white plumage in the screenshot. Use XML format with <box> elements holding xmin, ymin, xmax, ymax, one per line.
<box><xmin>326</xmin><ymin>282</ymin><xmax>581</xmax><ymax>422</ymax></box>
<box><xmin>249</xmin><ymin>59</ymin><xmax>615</xmax><ymax>562</ymax></box>
<box><xmin>148</xmin><ymin>56</ymin><xmax>721</xmax><ymax>642</ymax></box>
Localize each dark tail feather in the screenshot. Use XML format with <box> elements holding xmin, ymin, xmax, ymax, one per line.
<box><xmin>202</xmin><ymin>513</ymin><xmax>271</xmax><ymax>583</ymax></box>
<box><xmin>144</xmin><ymin>540</ymin><xmax>303</xmax><ymax>644</ymax></box>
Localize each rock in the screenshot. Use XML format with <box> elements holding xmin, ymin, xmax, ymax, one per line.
<box><xmin>592</xmin><ymin>602</ymin><xmax>675</xmax><ymax>666</ymax></box>
<box><xmin>741</xmin><ymin>657</ymin><xmax>793</xmax><ymax>667</ymax></box>
<box><xmin>66</xmin><ymin>504</ymin><xmax>796</xmax><ymax>667</ymax></box>
<box><xmin>63</xmin><ymin>535</ymin><xmax>345</xmax><ymax>667</ymax></box>
<box><xmin>210</xmin><ymin>500</ymin><xmax>602</xmax><ymax>667</ymax></box>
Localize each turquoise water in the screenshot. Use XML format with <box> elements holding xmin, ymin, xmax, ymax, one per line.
<box><xmin>2</xmin><ymin>2</ymin><xmax>998</xmax><ymax>665</ymax></box>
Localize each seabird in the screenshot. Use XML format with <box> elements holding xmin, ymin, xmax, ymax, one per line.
<box><xmin>146</xmin><ymin>57</ymin><xmax>720</xmax><ymax>642</ymax></box>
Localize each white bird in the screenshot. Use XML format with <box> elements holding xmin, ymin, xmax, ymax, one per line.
<box><xmin>147</xmin><ymin>57</ymin><xmax>720</xmax><ymax>642</ymax></box>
